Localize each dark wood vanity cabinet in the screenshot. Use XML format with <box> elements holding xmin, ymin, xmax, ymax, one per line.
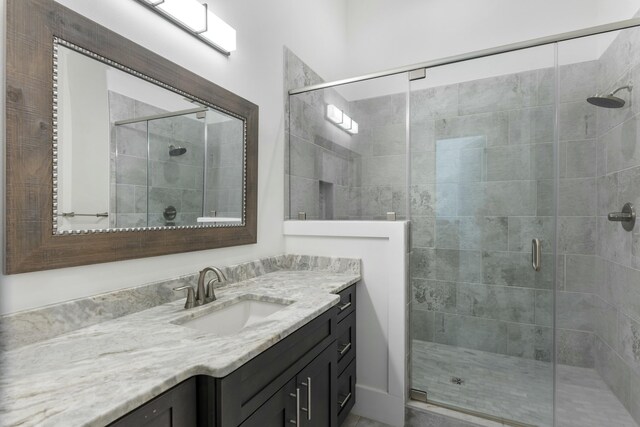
<box><xmin>239</xmin><ymin>343</ymin><xmax>337</xmax><ymax>427</ymax></box>
<box><xmin>237</xmin><ymin>378</ymin><xmax>297</xmax><ymax>427</ymax></box>
<box><xmin>109</xmin><ymin>378</ymin><xmax>197</xmax><ymax>427</ymax></box>
<box><xmin>335</xmin><ymin>288</ymin><xmax>356</xmax><ymax>426</ymax></box>
<box><xmin>110</xmin><ymin>284</ymin><xmax>357</xmax><ymax>427</ymax></box>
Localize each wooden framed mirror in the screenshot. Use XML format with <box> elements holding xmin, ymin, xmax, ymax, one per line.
<box><xmin>5</xmin><ymin>0</ymin><xmax>258</xmax><ymax>274</ymax></box>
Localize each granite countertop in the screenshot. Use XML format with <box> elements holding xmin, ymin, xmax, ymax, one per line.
<box><xmin>0</xmin><ymin>269</ymin><xmax>360</xmax><ymax>427</ymax></box>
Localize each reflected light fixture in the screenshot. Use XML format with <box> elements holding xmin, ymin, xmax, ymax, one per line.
<box><xmin>136</xmin><ymin>0</ymin><xmax>236</xmax><ymax>56</ymax></box>
<box><xmin>326</xmin><ymin>104</ymin><xmax>359</xmax><ymax>135</ymax></box>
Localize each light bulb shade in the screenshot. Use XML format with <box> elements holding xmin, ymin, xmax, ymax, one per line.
<box><xmin>347</xmin><ymin>121</ymin><xmax>359</xmax><ymax>134</ymax></box>
<box><xmin>201</xmin><ymin>10</ymin><xmax>237</xmax><ymax>52</ymax></box>
<box><xmin>157</xmin><ymin>0</ymin><xmax>207</xmax><ymax>33</ymax></box>
<box><xmin>338</xmin><ymin>114</ymin><xmax>353</xmax><ymax>130</ymax></box>
<box><xmin>326</xmin><ymin>104</ymin><xmax>343</xmax><ymax>124</ymax></box>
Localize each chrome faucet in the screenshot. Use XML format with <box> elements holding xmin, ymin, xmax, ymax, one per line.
<box><xmin>197</xmin><ymin>266</ymin><xmax>227</xmax><ymax>305</ymax></box>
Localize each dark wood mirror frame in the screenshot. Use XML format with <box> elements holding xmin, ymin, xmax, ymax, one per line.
<box><xmin>5</xmin><ymin>0</ymin><xmax>258</xmax><ymax>274</ymax></box>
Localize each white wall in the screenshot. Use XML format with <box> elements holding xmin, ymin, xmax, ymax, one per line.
<box><xmin>284</xmin><ymin>221</ymin><xmax>408</xmax><ymax>427</ymax></box>
<box><xmin>0</xmin><ymin>0</ymin><xmax>349</xmax><ymax>315</ymax></box>
<box><xmin>341</xmin><ymin>0</ymin><xmax>640</xmax><ymax>100</ymax></box>
<box><xmin>346</xmin><ymin>0</ymin><xmax>638</xmax><ymax>76</ymax></box>
<box><xmin>58</xmin><ymin>46</ymin><xmax>111</xmax><ymax>231</ymax></box>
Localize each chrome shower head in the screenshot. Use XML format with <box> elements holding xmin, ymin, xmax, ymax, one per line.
<box><xmin>587</xmin><ymin>95</ymin><xmax>626</xmax><ymax>108</ymax></box>
<box><xmin>169</xmin><ymin>145</ymin><xmax>187</xmax><ymax>156</ymax></box>
<box><xmin>587</xmin><ymin>84</ymin><xmax>633</xmax><ymax>108</ymax></box>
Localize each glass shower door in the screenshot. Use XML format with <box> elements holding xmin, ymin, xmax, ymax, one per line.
<box><xmin>408</xmin><ymin>45</ymin><xmax>557</xmax><ymax>426</ymax></box>
<box><xmin>147</xmin><ymin>111</ymin><xmax>206</xmax><ymax>227</ymax></box>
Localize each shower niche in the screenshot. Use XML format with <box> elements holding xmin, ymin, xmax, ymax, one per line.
<box><xmin>319</xmin><ymin>180</ymin><xmax>335</xmax><ymax>220</ymax></box>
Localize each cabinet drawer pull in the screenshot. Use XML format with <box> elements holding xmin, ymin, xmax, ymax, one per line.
<box><xmin>338</xmin><ymin>301</ymin><xmax>352</xmax><ymax>311</ymax></box>
<box><xmin>300</xmin><ymin>377</ymin><xmax>311</xmax><ymax>420</ymax></box>
<box><xmin>338</xmin><ymin>392</ymin><xmax>352</xmax><ymax>408</ymax></box>
<box><xmin>289</xmin><ymin>388</ymin><xmax>300</xmax><ymax>425</ymax></box>
<box><xmin>338</xmin><ymin>342</ymin><xmax>352</xmax><ymax>356</ymax></box>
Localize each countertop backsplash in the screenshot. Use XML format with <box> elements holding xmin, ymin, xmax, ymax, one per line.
<box><xmin>0</xmin><ymin>254</ymin><xmax>360</xmax><ymax>350</ymax></box>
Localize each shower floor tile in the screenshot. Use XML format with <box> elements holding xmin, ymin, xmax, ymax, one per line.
<box><xmin>411</xmin><ymin>340</ymin><xmax>638</xmax><ymax>427</ymax></box>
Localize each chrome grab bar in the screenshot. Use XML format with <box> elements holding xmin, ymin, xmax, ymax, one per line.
<box><xmin>59</xmin><ymin>211</ymin><xmax>108</xmax><ymax>218</ymax></box>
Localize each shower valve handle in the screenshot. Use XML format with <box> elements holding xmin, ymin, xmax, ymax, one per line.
<box><xmin>608</xmin><ymin>212</ymin><xmax>633</xmax><ymax>221</ymax></box>
<box><xmin>608</xmin><ymin>203</ymin><xmax>635</xmax><ymax>232</ymax></box>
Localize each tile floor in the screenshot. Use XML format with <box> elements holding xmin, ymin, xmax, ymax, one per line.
<box><xmin>342</xmin><ymin>412</ymin><xmax>393</xmax><ymax>427</ymax></box>
<box><xmin>411</xmin><ymin>340</ymin><xmax>638</xmax><ymax>427</ymax></box>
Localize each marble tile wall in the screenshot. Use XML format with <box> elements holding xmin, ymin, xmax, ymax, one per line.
<box><xmin>590</xmin><ymin>25</ymin><xmax>640</xmax><ymax>424</ymax></box>
<box><xmin>108</xmin><ymin>91</ymin><xmax>206</xmax><ymax>228</ymax></box>
<box><xmin>285</xmin><ymin>47</ymin><xmax>402</xmax><ymax>220</ymax></box>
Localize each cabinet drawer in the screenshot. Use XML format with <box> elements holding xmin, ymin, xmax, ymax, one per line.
<box><xmin>109</xmin><ymin>378</ymin><xmax>197</xmax><ymax>427</ymax></box>
<box><xmin>335</xmin><ymin>285</ymin><xmax>355</xmax><ymax>323</ymax></box>
<box><xmin>336</xmin><ymin>311</ymin><xmax>356</xmax><ymax>375</ymax></box>
<box><xmin>336</xmin><ymin>359</ymin><xmax>356</xmax><ymax>426</ymax></box>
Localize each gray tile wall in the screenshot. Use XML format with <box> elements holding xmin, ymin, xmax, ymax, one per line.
<box><xmin>285</xmin><ymin>47</ymin><xmax>403</xmax><ymax>220</ymax></box>
<box><xmin>108</xmin><ymin>91</ymin><xmax>206</xmax><ymax>227</ymax></box>
<box><xmin>147</xmin><ymin>114</ymin><xmax>205</xmax><ymax>227</ymax></box>
<box><xmin>407</xmin><ymin>66</ymin><xmax>562</xmax><ymax>366</ymax></box>
<box><xmin>590</xmin><ymin>25</ymin><xmax>640</xmax><ymax>424</ymax></box>
<box><xmin>205</xmin><ymin>119</ymin><xmax>244</xmax><ymax>218</ymax></box>
<box><xmin>348</xmin><ymin>94</ymin><xmax>407</xmax><ymax>220</ymax></box>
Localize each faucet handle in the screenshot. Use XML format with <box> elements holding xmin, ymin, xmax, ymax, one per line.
<box><xmin>173</xmin><ymin>285</ymin><xmax>196</xmax><ymax>309</ymax></box>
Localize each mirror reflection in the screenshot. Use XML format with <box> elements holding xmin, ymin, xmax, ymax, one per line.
<box><xmin>55</xmin><ymin>42</ymin><xmax>244</xmax><ymax>233</ymax></box>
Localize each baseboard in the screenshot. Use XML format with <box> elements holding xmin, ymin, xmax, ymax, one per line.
<box><xmin>350</xmin><ymin>384</ymin><xmax>404</xmax><ymax>426</ymax></box>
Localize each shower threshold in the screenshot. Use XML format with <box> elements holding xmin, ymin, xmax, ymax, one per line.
<box><xmin>410</xmin><ymin>396</ymin><xmax>537</xmax><ymax>427</ymax></box>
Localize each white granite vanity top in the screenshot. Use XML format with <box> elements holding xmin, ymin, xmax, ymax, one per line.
<box><xmin>0</xmin><ymin>268</ymin><xmax>360</xmax><ymax>427</ymax></box>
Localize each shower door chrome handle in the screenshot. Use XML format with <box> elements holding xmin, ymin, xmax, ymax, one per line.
<box><xmin>532</xmin><ymin>239</ymin><xmax>542</xmax><ymax>272</ymax></box>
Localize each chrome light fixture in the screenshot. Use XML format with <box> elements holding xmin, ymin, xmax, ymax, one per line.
<box><xmin>326</xmin><ymin>104</ymin><xmax>359</xmax><ymax>135</ymax></box>
<box><xmin>135</xmin><ymin>0</ymin><xmax>236</xmax><ymax>56</ymax></box>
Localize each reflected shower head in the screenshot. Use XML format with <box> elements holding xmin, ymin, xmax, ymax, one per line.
<box><xmin>169</xmin><ymin>145</ymin><xmax>187</xmax><ymax>156</ymax></box>
<box><xmin>587</xmin><ymin>84</ymin><xmax>632</xmax><ymax>108</ymax></box>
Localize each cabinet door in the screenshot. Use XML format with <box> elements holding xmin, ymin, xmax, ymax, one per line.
<box><xmin>109</xmin><ymin>378</ymin><xmax>196</xmax><ymax>427</ymax></box>
<box><xmin>239</xmin><ymin>379</ymin><xmax>297</xmax><ymax>427</ymax></box>
<box><xmin>297</xmin><ymin>341</ymin><xmax>338</xmax><ymax>427</ymax></box>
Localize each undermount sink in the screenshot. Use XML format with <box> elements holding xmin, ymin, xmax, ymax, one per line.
<box><xmin>176</xmin><ymin>297</ymin><xmax>290</xmax><ymax>336</ymax></box>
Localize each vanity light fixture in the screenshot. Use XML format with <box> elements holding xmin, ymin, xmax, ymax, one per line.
<box><xmin>325</xmin><ymin>104</ymin><xmax>359</xmax><ymax>135</ymax></box>
<box><xmin>135</xmin><ymin>0</ymin><xmax>236</xmax><ymax>56</ymax></box>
